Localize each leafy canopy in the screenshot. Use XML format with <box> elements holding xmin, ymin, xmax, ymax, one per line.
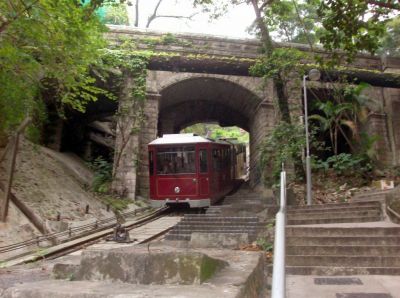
<box><xmin>0</xmin><ymin>0</ymin><xmax>111</xmax><ymax>135</ymax></box>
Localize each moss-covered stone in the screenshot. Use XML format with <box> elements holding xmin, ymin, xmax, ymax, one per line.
<box><xmin>73</xmin><ymin>249</ymin><xmax>228</xmax><ymax>285</ymax></box>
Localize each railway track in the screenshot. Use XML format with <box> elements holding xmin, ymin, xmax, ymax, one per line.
<box><xmin>1</xmin><ymin>206</ymin><xmax>182</xmax><ymax>268</ymax></box>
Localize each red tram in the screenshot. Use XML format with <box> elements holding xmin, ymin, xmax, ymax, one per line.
<box><xmin>148</xmin><ymin>134</ymin><xmax>246</xmax><ymax>208</ymax></box>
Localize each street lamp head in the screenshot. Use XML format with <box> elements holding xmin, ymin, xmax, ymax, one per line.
<box><xmin>308</xmin><ymin>69</ymin><xmax>321</xmax><ymax>81</ymax></box>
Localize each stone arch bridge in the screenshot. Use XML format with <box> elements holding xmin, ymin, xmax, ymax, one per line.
<box><xmin>62</xmin><ymin>25</ymin><xmax>400</xmax><ymax>199</ymax></box>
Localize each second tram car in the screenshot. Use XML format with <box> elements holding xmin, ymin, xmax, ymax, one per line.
<box><xmin>148</xmin><ymin>133</ymin><xmax>245</xmax><ymax>208</ymax></box>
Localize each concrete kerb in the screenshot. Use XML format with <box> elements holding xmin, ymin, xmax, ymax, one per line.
<box><xmin>4</xmin><ymin>245</ymin><xmax>267</xmax><ymax>298</ymax></box>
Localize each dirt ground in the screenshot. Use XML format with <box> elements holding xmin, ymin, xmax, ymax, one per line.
<box><xmin>0</xmin><ymin>139</ymin><xmax>116</xmax><ymax>259</ymax></box>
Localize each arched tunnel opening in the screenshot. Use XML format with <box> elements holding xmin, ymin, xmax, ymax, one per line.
<box><xmin>156</xmin><ymin>76</ymin><xmax>267</xmax><ymax>189</ymax></box>
<box><xmin>45</xmin><ymin>74</ymin><xmax>271</xmax><ymax>199</ymax></box>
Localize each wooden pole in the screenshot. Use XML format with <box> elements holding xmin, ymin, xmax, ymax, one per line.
<box><xmin>0</xmin><ymin>117</ymin><xmax>31</xmax><ymax>222</ymax></box>
<box><xmin>1</xmin><ymin>134</ymin><xmax>19</xmax><ymax>221</ymax></box>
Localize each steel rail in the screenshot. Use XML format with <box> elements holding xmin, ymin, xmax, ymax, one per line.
<box><xmin>0</xmin><ymin>206</ymin><xmax>152</xmax><ymax>253</ymax></box>
<box><xmin>271</xmin><ymin>168</ymin><xmax>287</xmax><ymax>298</ymax></box>
<box><xmin>0</xmin><ymin>207</ymin><xmax>168</xmax><ymax>264</ymax></box>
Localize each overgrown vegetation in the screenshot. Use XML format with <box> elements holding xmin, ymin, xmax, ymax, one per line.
<box><xmin>88</xmin><ymin>157</ymin><xmax>113</xmax><ymax>193</ymax></box>
<box><xmin>256</xmin><ymin>238</ymin><xmax>273</xmax><ymax>252</ymax></box>
<box><xmin>0</xmin><ymin>0</ymin><xmax>113</xmax><ymax>139</ymax></box>
<box><xmin>259</xmin><ymin>122</ymin><xmax>306</xmax><ymax>184</ymax></box>
<box><xmin>182</xmin><ymin>124</ymin><xmax>249</xmax><ymax>143</ymax></box>
<box><xmin>87</xmin><ymin>156</ymin><xmax>132</xmax><ymax>211</ymax></box>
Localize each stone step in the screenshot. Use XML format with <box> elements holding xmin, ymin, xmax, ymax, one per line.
<box><xmin>183</xmin><ymin>215</ymin><xmax>259</xmax><ymax>220</ymax></box>
<box><xmin>165</xmin><ymin>234</ymin><xmax>191</xmax><ymax>241</ymax></box>
<box><xmin>287</xmin><ymin>255</ymin><xmax>400</xmax><ymax>267</ymax></box>
<box><xmin>165</xmin><ymin>232</ymin><xmax>258</xmax><ymax>241</ymax></box>
<box><xmin>180</xmin><ymin>219</ymin><xmax>261</xmax><ymax>225</ymax></box>
<box><xmin>175</xmin><ymin>224</ymin><xmax>263</xmax><ymax>229</ymax></box>
<box><xmin>181</xmin><ymin>218</ymin><xmax>260</xmax><ymax>223</ymax></box>
<box><xmin>287</xmin><ymin>210</ymin><xmax>380</xmax><ymax>220</ymax></box>
<box><xmin>287</xmin><ymin>236</ymin><xmax>400</xmax><ymax>246</ymax></box>
<box><xmin>176</xmin><ymin>221</ymin><xmax>263</xmax><ymax>228</ymax></box>
<box><xmin>287</xmin><ymin>201</ymin><xmax>380</xmax><ymax>211</ymax></box>
<box><xmin>287</xmin><ymin>215</ymin><xmax>381</xmax><ymax>225</ymax></box>
<box><xmin>286</xmin><ymin>205</ymin><xmax>381</xmax><ymax>214</ymax></box>
<box><xmin>286</xmin><ymin>245</ymin><xmax>400</xmax><ymax>256</ymax></box>
<box><xmin>285</xmin><ymin>266</ymin><xmax>400</xmax><ymax>276</ymax></box>
<box><xmin>168</xmin><ymin>229</ymin><xmax>258</xmax><ymax>235</ymax></box>
<box><xmin>286</xmin><ymin>227</ymin><xmax>400</xmax><ymax>237</ymax></box>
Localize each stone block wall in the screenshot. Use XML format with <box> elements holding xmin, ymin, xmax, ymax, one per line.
<box><xmin>383</xmin><ymin>88</ymin><xmax>400</xmax><ymax>165</ymax></box>
<box><xmin>249</xmin><ymin>101</ymin><xmax>276</xmax><ymax>187</ymax></box>
<box><xmin>137</xmin><ymin>93</ymin><xmax>160</xmax><ymax>197</ymax></box>
<box><xmin>111</xmin><ymin>76</ymin><xmax>139</xmax><ymax>199</ymax></box>
<box><xmin>364</xmin><ymin>113</ymin><xmax>392</xmax><ymax>166</ymax></box>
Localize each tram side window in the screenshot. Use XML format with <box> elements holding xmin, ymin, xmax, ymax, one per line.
<box><xmin>199</xmin><ymin>149</ymin><xmax>208</xmax><ymax>173</ymax></box>
<box><xmin>156</xmin><ymin>146</ymin><xmax>196</xmax><ymax>175</ymax></box>
<box><xmin>149</xmin><ymin>151</ymin><xmax>154</xmax><ymax>176</ymax></box>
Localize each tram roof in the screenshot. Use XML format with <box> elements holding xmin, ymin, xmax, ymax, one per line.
<box><xmin>149</xmin><ymin>133</ymin><xmax>229</xmax><ymax>146</ymax></box>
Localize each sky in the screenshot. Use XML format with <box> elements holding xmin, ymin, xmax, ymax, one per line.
<box><xmin>125</xmin><ymin>0</ymin><xmax>256</xmax><ymax>39</ymax></box>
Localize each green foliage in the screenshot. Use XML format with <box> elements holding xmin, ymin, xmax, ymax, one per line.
<box><xmin>102</xmin><ymin>3</ymin><xmax>129</xmax><ymax>25</ymax></box>
<box><xmin>259</xmin><ymin>122</ymin><xmax>306</xmax><ymax>183</ymax></box>
<box><xmin>211</xmin><ymin>126</ymin><xmax>249</xmax><ymax>143</ymax></box>
<box><xmin>317</xmin><ymin>0</ymin><xmax>389</xmax><ymax>64</ymax></box>
<box><xmin>256</xmin><ymin>238</ymin><xmax>273</xmax><ymax>252</ymax></box>
<box><xmin>250</xmin><ymin>48</ymin><xmax>307</xmax><ymax>81</ymax></box>
<box><xmin>88</xmin><ymin>157</ymin><xmax>113</xmax><ymax>193</ymax></box>
<box><xmin>325</xmin><ymin>153</ymin><xmax>372</xmax><ymax>176</ymax></box>
<box><xmin>182</xmin><ymin>124</ymin><xmax>249</xmax><ymax>143</ymax></box>
<box><xmin>380</xmin><ymin>15</ymin><xmax>400</xmax><ymax>56</ymax></box>
<box><xmin>0</xmin><ymin>0</ymin><xmax>111</xmax><ymax>137</ymax></box>
<box><xmin>264</xmin><ymin>0</ymin><xmax>321</xmax><ymax>44</ymax></box>
<box><xmin>99</xmin><ymin>195</ymin><xmax>130</xmax><ymax>211</ymax></box>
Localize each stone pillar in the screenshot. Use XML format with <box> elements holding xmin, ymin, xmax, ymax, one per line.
<box><xmin>112</xmin><ymin>76</ymin><xmax>139</xmax><ymax>199</ymax></box>
<box><xmin>285</xmin><ymin>75</ymin><xmax>303</xmax><ymax>122</ymax></box>
<box><xmin>249</xmin><ymin>101</ymin><xmax>276</xmax><ymax>187</ymax></box>
<box><xmin>383</xmin><ymin>88</ymin><xmax>400</xmax><ymax>165</ymax></box>
<box><xmin>137</xmin><ymin>92</ymin><xmax>160</xmax><ymax>198</ymax></box>
<box><xmin>364</xmin><ymin>113</ymin><xmax>392</xmax><ymax>166</ymax></box>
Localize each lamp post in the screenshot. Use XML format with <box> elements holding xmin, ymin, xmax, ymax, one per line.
<box><xmin>303</xmin><ymin>69</ymin><xmax>321</xmax><ymax>206</ymax></box>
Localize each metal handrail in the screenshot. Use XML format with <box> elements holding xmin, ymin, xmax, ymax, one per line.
<box><xmin>271</xmin><ymin>168</ymin><xmax>287</xmax><ymax>298</ymax></box>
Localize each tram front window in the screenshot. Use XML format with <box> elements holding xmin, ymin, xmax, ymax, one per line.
<box><xmin>156</xmin><ymin>146</ymin><xmax>196</xmax><ymax>175</ymax></box>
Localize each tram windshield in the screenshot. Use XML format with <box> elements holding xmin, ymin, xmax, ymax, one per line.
<box><xmin>156</xmin><ymin>146</ymin><xmax>196</xmax><ymax>175</ymax></box>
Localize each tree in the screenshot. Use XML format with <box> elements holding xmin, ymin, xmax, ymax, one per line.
<box><xmin>317</xmin><ymin>0</ymin><xmax>396</xmax><ymax>64</ymax></box>
<box><xmin>126</xmin><ymin>0</ymin><xmax>200</xmax><ymax>28</ymax></box>
<box><xmin>103</xmin><ymin>3</ymin><xmax>130</xmax><ymax>25</ymax></box>
<box><xmin>264</xmin><ymin>0</ymin><xmax>320</xmax><ymax>44</ymax></box>
<box><xmin>309</xmin><ymin>100</ymin><xmax>353</xmax><ymax>156</ymax></box>
<box><xmin>380</xmin><ymin>15</ymin><xmax>400</xmax><ymax>56</ymax></box>
<box><xmin>0</xmin><ymin>0</ymin><xmax>115</xmax><ymax>138</ymax></box>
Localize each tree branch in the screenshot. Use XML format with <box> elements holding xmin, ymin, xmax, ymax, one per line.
<box><xmin>366</xmin><ymin>0</ymin><xmax>400</xmax><ymax>10</ymax></box>
<box><xmin>0</xmin><ymin>0</ymin><xmax>39</xmax><ymax>34</ymax></box>
<box><xmin>134</xmin><ymin>0</ymin><xmax>139</xmax><ymax>27</ymax></box>
<box><xmin>146</xmin><ymin>0</ymin><xmax>163</xmax><ymax>28</ymax></box>
<box><xmin>146</xmin><ymin>1</ymin><xmax>199</xmax><ymax>28</ymax></box>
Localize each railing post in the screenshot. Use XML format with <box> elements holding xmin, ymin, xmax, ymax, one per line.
<box><xmin>272</xmin><ymin>169</ymin><xmax>287</xmax><ymax>298</ymax></box>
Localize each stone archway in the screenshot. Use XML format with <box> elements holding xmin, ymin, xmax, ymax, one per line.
<box><xmin>134</xmin><ymin>71</ymin><xmax>276</xmax><ymax>197</ymax></box>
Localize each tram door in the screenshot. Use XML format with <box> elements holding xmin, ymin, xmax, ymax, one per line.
<box><xmin>197</xmin><ymin>146</ymin><xmax>209</xmax><ymax>196</ymax></box>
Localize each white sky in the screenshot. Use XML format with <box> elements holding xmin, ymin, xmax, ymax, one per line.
<box><xmin>126</xmin><ymin>0</ymin><xmax>255</xmax><ymax>38</ymax></box>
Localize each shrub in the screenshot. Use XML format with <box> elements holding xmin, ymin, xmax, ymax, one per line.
<box><xmin>88</xmin><ymin>156</ymin><xmax>113</xmax><ymax>193</ymax></box>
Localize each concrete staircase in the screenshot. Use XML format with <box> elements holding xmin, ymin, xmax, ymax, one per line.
<box><xmin>165</xmin><ymin>214</ymin><xmax>263</xmax><ymax>242</ymax></box>
<box><xmin>165</xmin><ymin>183</ymin><xmax>270</xmax><ymax>243</ymax></box>
<box><xmin>287</xmin><ymin>201</ymin><xmax>382</xmax><ymax>225</ymax></box>
<box><xmin>285</xmin><ymin>200</ymin><xmax>400</xmax><ymax>275</ymax></box>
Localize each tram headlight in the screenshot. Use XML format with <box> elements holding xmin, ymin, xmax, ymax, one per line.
<box><xmin>174</xmin><ymin>186</ymin><xmax>181</xmax><ymax>194</ymax></box>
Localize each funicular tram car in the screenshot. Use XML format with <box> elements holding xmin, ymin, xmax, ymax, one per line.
<box><xmin>148</xmin><ymin>133</ymin><xmax>244</xmax><ymax>208</ymax></box>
